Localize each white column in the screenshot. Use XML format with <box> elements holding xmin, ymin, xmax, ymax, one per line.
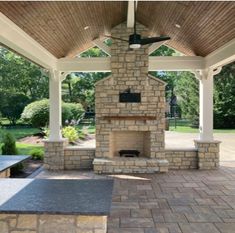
<box><xmin>199</xmin><ymin>67</ymin><xmax>222</xmax><ymax>141</ymax></box>
<box><xmin>49</xmin><ymin>70</ymin><xmax>63</xmax><ymax>141</ymax></box>
<box><xmin>199</xmin><ymin>69</ymin><xmax>213</xmax><ymax>141</ymax></box>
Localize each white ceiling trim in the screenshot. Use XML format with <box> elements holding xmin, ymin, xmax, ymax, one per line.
<box><xmin>92</xmin><ymin>39</ymin><xmax>111</xmax><ymax>56</ymax></box>
<box><xmin>205</xmin><ymin>38</ymin><xmax>235</xmax><ymax>69</ymax></box>
<box><xmin>0</xmin><ymin>13</ymin><xmax>57</xmax><ymax>69</ymax></box>
<box><xmin>57</xmin><ymin>56</ymin><xmax>205</xmax><ymax>72</ymax></box>
<box><xmin>127</xmin><ymin>1</ymin><xmax>136</xmax><ymax>28</ymax></box>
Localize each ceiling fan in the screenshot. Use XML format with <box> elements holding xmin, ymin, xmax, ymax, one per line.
<box><xmin>105</xmin><ymin>2</ymin><xmax>170</xmax><ymax>49</ymax></box>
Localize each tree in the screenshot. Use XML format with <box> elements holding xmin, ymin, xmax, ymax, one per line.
<box><xmin>214</xmin><ymin>62</ymin><xmax>235</xmax><ymax>128</ymax></box>
<box><xmin>0</xmin><ymin>47</ymin><xmax>49</xmax><ymax>101</ymax></box>
<box><xmin>0</xmin><ymin>91</ymin><xmax>30</xmax><ymax>125</ymax></box>
<box><xmin>175</xmin><ymin>72</ymin><xmax>199</xmax><ymax>127</ymax></box>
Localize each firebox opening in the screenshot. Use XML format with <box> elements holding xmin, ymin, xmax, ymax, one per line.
<box><xmin>110</xmin><ymin>131</ymin><xmax>151</xmax><ymax>158</ymax></box>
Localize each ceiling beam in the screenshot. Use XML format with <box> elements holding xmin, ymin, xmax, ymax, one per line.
<box><xmin>149</xmin><ymin>56</ymin><xmax>205</xmax><ymax>71</ymax></box>
<box><xmin>0</xmin><ymin>13</ymin><xmax>57</xmax><ymax>69</ymax></box>
<box><xmin>205</xmin><ymin>38</ymin><xmax>235</xmax><ymax>69</ymax></box>
<box><xmin>127</xmin><ymin>1</ymin><xmax>136</xmax><ymax>28</ymax></box>
<box><xmin>57</xmin><ymin>57</ymin><xmax>111</xmax><ymax>72</ymax></box>
<box><xmin>92</xmin><ymin>39</ymin><xmax>111</xmax><ymax>56</ymax></box>
<box><xmin>57</xmin><ymin>56</ymin><xmax>205</xmax><ymax>72</ymax></box>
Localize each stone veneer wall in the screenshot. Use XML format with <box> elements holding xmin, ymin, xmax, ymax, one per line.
<box><xmin>195</xmin><ymin>140</ymin><xmax>220</xmax><ymax>169</ymax></box>
<box><xmin>0</xmin><ymin>214</ymin><xmax>107</xmax><ymax>233</ymax></box>
<box><xmin>44</xmin><ymin>144</ymin><xmax>219</xmax><ymax>171</ymax></box>
<box><xmin>95</xmin><ymin>22</ymin><xmax>166</xmax><ymax>160</ymax></box>
<box><xmin>44</xmin><ymin>140</ymin><xmax>68</xmax><ymax>170</ymax></box>
<box><xmin>64</xmin><ymin>147</ymin><xmax>95</xmax><ymax>170</ymax></box>
<box><xmin>165</xmin><ymin>149</ymin><xmax>198</xmax><ymax>169</ymax></box>
<box><xmin>0</xmin><ymin>169</ymin><xmax>10</xmax><ymax>178</ymax></box>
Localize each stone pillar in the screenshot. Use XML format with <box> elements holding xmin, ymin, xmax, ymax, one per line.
<box><xmin>195</xmin><ymin>140</ymin><xmax>220</xmax><ymax>169</ymax></box>
<box><xmin>44</xmin><ymin>139</ymin><xmax>68</xmax><ymax>170</ymax></box>
<box><xmin>194</xmin><ymin>67</ymin><xmax>222</xmax><ymax>170</ymax></box>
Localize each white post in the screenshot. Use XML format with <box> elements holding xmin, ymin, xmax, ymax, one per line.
<box><xmin>49</xmin><ymin>70</ymin><xmax>63</xmax><ymax>141</ymax></box>
<box><xmin>199</xmin><ymin>67</ymin><xmax>222</xmax><ymax>141</ymax></box>
<box><xmin>199</xmin><ymin>69</ymin><xmax>213</xmax><ymax>141</ymax></box>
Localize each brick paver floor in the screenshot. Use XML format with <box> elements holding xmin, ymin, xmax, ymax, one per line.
<box><xmin>36</xmin><ymin>132</ymin><xmax>235</xmax><ymax>233</ymax></box>
<box><xmin>108</xmin><ymin>166</ymin><xmax>235</xmax><ymax>233</ymax></box>
<box><xmin>36</xmin><ymin>165</ymin><xmax>235</xmax><ymax>233</ymax></box>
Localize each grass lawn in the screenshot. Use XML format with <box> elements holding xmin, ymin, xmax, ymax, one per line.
<box><xmin>0</xmin><ymin>142</ymin><xmax>43</xmax><ymax>155</ymax></box>
<box><xmin>0</xmin><ymin>127</ymin><xmax>41</xmax><ymax>140</ymax></box>
<box><xmin>169</xmin><ymin>119</ymin><xmax>235</xmax><ymax>133</ymax></box>
<box><xmin>16</xmin><ymin>143</ymin><xmax>44</xmax><ymax>155</ymax></box>
<box><xmin>0</xmin><ymin>126</ymin><xmax>43</xmax><ymax>155</ymax></box>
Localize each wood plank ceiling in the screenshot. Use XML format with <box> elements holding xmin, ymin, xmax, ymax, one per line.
<box><xmin>0</xmin><ymin>1</ymin><xmax>234</xmax><ymax>58</ymax></box>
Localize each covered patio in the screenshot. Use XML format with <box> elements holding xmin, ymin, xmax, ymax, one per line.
<box><xmin>0</xmin><ymin>1</ymin><xmax>235</xmax><ymax>232</ymax></box>
<box><xmin>1</xmin><ymin>2</ymin><xmax>234</xmax><ymax>173</ymax></box>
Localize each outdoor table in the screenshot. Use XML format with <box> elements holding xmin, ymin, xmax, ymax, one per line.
<box><xmin>0</xmin><ymin>155</ymin><xmax>30</xmax><ymax>178</ymax></box>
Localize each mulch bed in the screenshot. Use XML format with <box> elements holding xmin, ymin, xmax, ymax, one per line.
<box><xmin>10</xmin><ymin>159</ymin><xmax>43</xmax><ymax>178</ymax></box>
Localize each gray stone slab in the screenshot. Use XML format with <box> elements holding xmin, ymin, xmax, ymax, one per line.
<box><xmin>0</xmin><ymin>179</ymin><xmax>113</xmax><ymax>215</ymax></box>
<box><xmin>0</xmin><ymin>155</ymin><xmax>30</xmax><ymax>172</ymax></box>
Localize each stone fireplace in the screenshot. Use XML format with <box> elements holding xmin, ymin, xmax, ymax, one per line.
<box><xmin>93</xmin><ymin>22</ymin><xmax>169</xmax><ymax>173</ymax></box>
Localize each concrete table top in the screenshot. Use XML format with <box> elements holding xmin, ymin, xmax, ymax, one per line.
<box><xmin>0</xmin><ymin>155</ymin><xmax>30</xmax><ymax>172</ymax></box>
<box><xmin>0</xmin><ymin>179</ymin><xmax>113</xmax><ymax>215</ymax></box>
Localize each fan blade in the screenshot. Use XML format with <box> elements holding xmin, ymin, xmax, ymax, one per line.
<box><xmin>140</xmin><ymin>36</ymin><xmax>171</xmax><ymax>45</ymax></box>
<box><xmin>104</xmin><ymin>35</ymin><xmax>129</xmax><ymax>42</ymax></box>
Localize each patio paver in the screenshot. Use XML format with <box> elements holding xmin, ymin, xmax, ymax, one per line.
<box><xmin>34</xmin><ymin>132</ymin><xmax>235</xmax><ymax>232</ymax></box>
<box><xmin>35</xmin><ymin>165</ymin><xmax>235</xmax><ymax>233</ymax></box>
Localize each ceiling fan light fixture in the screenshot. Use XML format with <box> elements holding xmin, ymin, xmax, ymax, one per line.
<box><xmin>130</xmin><ymin>43</ymin><xmax>141</xmax><ymax>49</ymax></box>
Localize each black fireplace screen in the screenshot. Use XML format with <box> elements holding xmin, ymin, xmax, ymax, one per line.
<box><xmin>119</xmin><ymin>93</ymin><xmax>141</xmax><ymax>103</ymax></box>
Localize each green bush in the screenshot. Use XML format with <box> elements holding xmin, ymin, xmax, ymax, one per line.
<box><xmin>21</xmin><ymin>99</ymin><xmax>49</xmax><ymax>127</ymax></box>
<box><xmin>1</xmin><ymin>132</ymin><xmax>18</xmax><ymax>155</ymax></box>
<box><xmin>65</xmin><ymin>103</ymin><xmax>84</xmax><ymax>120</ymax></box>
<box><xmin>30</xmin><ymin>148</ymin><xmax>44</xmax><ymax>160</ymax></box>
<box><xmin>62</xmin><ymin>126</ymin><xmax>79</xmax><ymax>143</ymax></box>
<box><xmin>21</xmin><ymin>99</ymin><xmax>84</xmax><ymax>127</ymax></box>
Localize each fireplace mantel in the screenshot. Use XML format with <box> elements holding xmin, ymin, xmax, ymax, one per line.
<box><xmin>101</xmin><ymin>116</ymin><xmax>156</xmax><ymax>121</ymax></box>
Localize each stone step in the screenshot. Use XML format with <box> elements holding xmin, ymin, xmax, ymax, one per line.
<box><xmin>93</xmin><ymin>158</ymin><xmax>169</xmax><ymax>174</ymax></box>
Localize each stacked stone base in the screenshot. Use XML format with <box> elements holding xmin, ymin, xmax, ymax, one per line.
<box><xmin>165</xmin><ymin>149</ymin><xmax>198</xmax><ymax>169</ymax></box>
<box><xmin>0</xmin><ymin>214</ymin><xmax>107</xmax><ymax>233</ymax></box>
<box><xmin>93</xmin><ymin>158</ymin><xmax>169</xmax><ymax>174</ymax></box>
<box><xmin>64</xmin><ymin>147</ymin><xmax>95</xmax><ymax>170</ymax></box>
<box><xmin>195</xmin><ymin>140</ymin><xmax>220</xmax><ymax>169</ymax></box>
<box><xmin>0</xmin><ymin>169</ymin><xmax>10</xmax><ymax>178</ymax></box>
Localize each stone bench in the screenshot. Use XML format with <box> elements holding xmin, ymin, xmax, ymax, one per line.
<box><xmin>0</xmin><ymin>179</ymin><xmax>113</xmax><ymax>233</ymax></box>
<box><xmin>93</xmin><ymin>157</ymin><xmax>169</xmax><ymax>174</ymax></box>
<box><xmin>0</xmin><ymin>155</ymin><xmax>30</xmax><ymax>178</ymax></box>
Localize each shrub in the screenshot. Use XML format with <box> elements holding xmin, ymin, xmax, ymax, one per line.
<box><xmin>1</xmin><ymin>132</ymin><xmax>22</xmax><ymax>174</ymax></box>
<box><xmin>62</xmin><ymin>126</ymin><xmax>79</xmax><ymax>143</ymax></box>
<box><xmin>65</xmin><ymin>103</ymin><xmax>84</xmax><ymax>120</ymax></box>
<box><xmin>21</xmin><ymin>99</ymin><xmax>49</xmax><ymax>128</ymax></box>
<box><xmin>21</xmin><ymin>99</ymin><xmax>85</xmax><ymax>127</ymax></box>
<box><xmin>30</xmin><ymin>148</ymin><xmax>44</xmax><ymax>160</ymax></box>
<box><xmin>1</xmin><ymin>132</ymin><xmax>18</xmax><ymax>155</ymax></box>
